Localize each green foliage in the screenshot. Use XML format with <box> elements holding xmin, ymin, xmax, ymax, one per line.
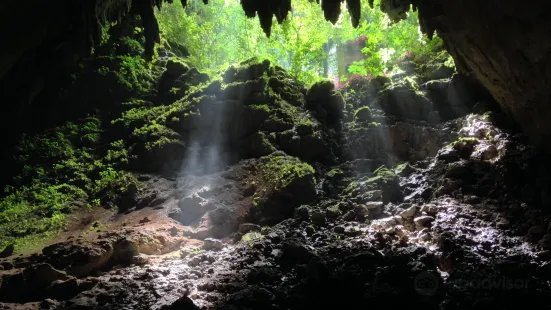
<box><xmin>156</xmin><ymin>0</ymin><xmax>448</xmax><ymax>85</ymax></box>
<box><xmin>112</xmin><ymin>89</ymin><xmax>207</xmax><ymax>150</ymax></box>
<box><xmin>345</xmin><ymin>0</ymin><xmax>442</xmax><ymax>78</ymax></box>
<box><xmin>96</xmin><ymin>54</ymin><xmax>155</xmax><ymax>92</ymax></box>
<box><xmin>157</xmin><ymin>0</ymin><xmax>349</xmax><ymax>85</ymax></box>
<box><xmin>0</xmin><ymin>117</ymin><xmax>137</xmax><ymax>251</ymax></box>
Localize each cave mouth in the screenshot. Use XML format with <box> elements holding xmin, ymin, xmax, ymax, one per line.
<box><xmin>3</xmin><ymin>0</ymin><xmax>551</xmax><ymax>309</ymax></box>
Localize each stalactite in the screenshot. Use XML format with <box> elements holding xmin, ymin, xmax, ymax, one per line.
<box><xmin>379</xmin><ymin>0</ymin><xmax>411</xmax><ymax>23</ymax></box>
<box><xmin>346</xmin><ymin>0</ymin><xmax>361</xmax><ymax>27</ymax></box>
<box><xmin>321</xmin><ymin>0</ymin><xmax>344</xmax><ymax>24</ymax></box>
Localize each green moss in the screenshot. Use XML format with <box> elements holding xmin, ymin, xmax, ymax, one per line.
<box><xmin>241</xmin><ymin>231</ymin><xmax>263</xmax><ymax>246</ymax></box>
<box><xmin>223</xmin><ymin>58</ymin><xmax>270</xmax><ymax>84</ymax></box>
<box><xmin>394</xmin><ymin>162</ymin><xmax>418</xmax><ymax>177</ymax></box>
<box><xmin>259</xmin><ymin>152</ymin><xmax>316</xmax><ymax>191</ymax></box>
<box><xmin>368</xmin><ymin>122</ymin><xmax>381</xmax><ymax>128</ymax></box>
<box><xmin>327</xmin><ymin>169</ymin><xmax>344</xmax><ymax>178</ymax></box>
<box><xmin>344</xmin><ymin>165</ymin><xmax>401</xmax><ymax>202</ymax></box>
<box><xmin>354</xmin><ymin>106</ymin><xmax>372</xmax><ymax>122</ymax></box>
<box><xmin>112</xmin><ymin>89</ymin><xmax>205</xmax><ymax>151</ymax></box>
<box><xmin>447</xmin><ymin>137</ymin><xmax>479</xmax><ymax>150</ymax></box>
<box><xmin>373</xmin><ymin>165</ymin><xmax>397</xmax><ymax>180</ymax></box>
<box><xmin>0</xmin><ymin>117</ymin><xmax>138</xmax><ymax>252</ymax></box>
<box><xmin>296</xmin><ymin>118</ymin><xmax>317</xmax><ymax>136</ymax></box>
<box><xmin>96</xmin><ymin>55</ymin><xmax>154</xmax><ymax>93</ymax></box>
<box><xmin>249</xmin><ymin>104</ymin><xmax>271</xmax><ymax>114</ymax></box>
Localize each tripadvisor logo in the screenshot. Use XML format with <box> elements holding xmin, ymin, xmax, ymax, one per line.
<box><xmin>413</xmin><ymin>271</ymin><xmax>529</xmax><ymax>296</ymax></box>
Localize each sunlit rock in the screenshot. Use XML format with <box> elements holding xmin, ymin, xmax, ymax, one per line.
<box><xmin>414</xmin><ymin>215</ymin><xmax>435</xmax><ymax>227</ymax></box>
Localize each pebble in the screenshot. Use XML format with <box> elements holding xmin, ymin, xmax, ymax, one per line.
<box><xmin>169</xmin><ymin>226</ymin><xmax>180</xmax><ymax>237</ymax></box>
<box><xmin>325</xmin><ymin>207</ymin><xmax>341</xmax><ymax>219</ymax></box>
<box><xmin>366</xmin><ymin>190</ymin><xmax>383</xmax><ymax>201</ymax></box>
<box><xmin>132</xmin><ymin>254</ymin><xmax>150</xmax><ymax>265</ymax></box>
<box><xmin>414</xmin><ymin>215</ymin><xmax>435</xmax><ymax>227</ymax></box>
<box><xmin>238</xmin><ymin>223</ymin><xmax>261</xmax><ymax>234</ymax></box>
<box><xmin>202</xmin><ymin>238</ymin><xmax>224</xmax><ymax>251</ymax></box>
<box><xmin>365</xmin><ymin>201</ymin><xmax>384</xmax><ymax>210</ymax></box>
<box><xmin>343</xmin><ymin>210</ymin><xmax>356</xmax><ymax>221</ymax></box>
<box><xmin>295</xmin><ymin>206</ymin><xmax>310</xmax><ymax>220</ymax></box>
<box><xmin>311</xmin><ymin>211</ymin><xmax>326</xmax><ymax>225</ymax></box>
<box><xmin>354</xmin><ymin>205</ymin><xmax>370</xmax><ymax>218</ymax></box>
<box><xmin>399</xmin><ymin>205</ymin><xmax>417</xmax><ymax>219</ymax></box>
<box><xmin>421</xmin><ymin>204</ymin><xmax>437</xmax><ymax>215</ymax></box>
<box><xmin>333</xmin><ymin>226</ymin><xmax>345</xmax><ymax>234</ymax></box>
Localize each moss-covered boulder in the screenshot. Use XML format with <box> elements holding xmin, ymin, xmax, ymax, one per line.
<box><xmin>159</xmin><ymin>61</ymin><xmax>210</xmax><ymax>103</ymax></box>
<box><xmin>372</xmin><ymin>81</ymin><xmax>434</xmax><ymax>121</ymax></box>
<box><xmin>267</xmin><ymin>66</ymin><xmax>306</xmax><ymax>107</ymax></box>
<box><xmin>249</xmin><ymin>152</ymin><xmax>317</xmax><ymax>224</ymax></box>
<box><xmin>279</xmin><ymin>129</ymin><xmax>326</xmax><ymax>162</ymax></box>
<box><xmin>354</xmin><ymin>106</ymin><xmax>373</xmax><ymax>122</ymax></box>
<box><xmin>449</xmin><ymin>137</ymin><xmax>480</xmax><ymax>159</ymax></box>
<box><xmin>239</xmin><ymin>131</ymin><xmax>277</xmax><ymax>158</ymax></box>
<box><xmin>165</xmin><ymin>58</ymin><xmax>191</xmax><ymax>77</ymax></box>
<box><xmin>223</xmin><ymin>77</ymin><xmax>268</xmax><ymax>102</ymax></box>
<box><xmin>262</xmin><ymin>104</ymin><xmax>297</xmax><ymax>132</ymax></box>
<box><xmin>344</xmin><ymin>165</ymin><xmax>402</xmax><ymax>203</ymax></box>
<box><xmin>305</xmin><ymin>80</ymin><xmax>345</xmax><ymax>124</ymax></box>
<box><xmin>223</xmin><ymin>58</ymin><xmax>271</xmax><ymax>84</ymax></box>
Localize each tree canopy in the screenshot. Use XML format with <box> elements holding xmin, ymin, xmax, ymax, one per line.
<box><xmin>156</xmin><ymin>0</ymin><xmax>449</xmax><ymax>86</ymax></box>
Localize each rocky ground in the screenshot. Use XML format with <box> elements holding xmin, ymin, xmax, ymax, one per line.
<box><xmin>2</xmin><ymin>55</ymin><xmax>551</xmax><ymax>310</ymax></box>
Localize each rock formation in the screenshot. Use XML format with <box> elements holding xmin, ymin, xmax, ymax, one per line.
<box><xmin>1</xmin><ymin>0</ymin><xmax>551</xmax><ymax>152</ymax></box>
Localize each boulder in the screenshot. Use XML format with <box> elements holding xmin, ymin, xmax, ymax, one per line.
<box><xmin>249</xmin><ymin>152</ymin><xmax>317</xmax><ymax>224</ymax></box>
<box><xmin>305</xmin><ymin>80</ymin><xmax>345</xmax><ymax>124</ymax></box>
<box><xmin>170</xmin><ymin>193</ymin><xmax>216</xmax><ymax>225</ymax></box>
<box><xmin>279</xmin><ymin>130</ymin><xmax>326</xmax><ymax>162</ymax></box>
<box><xmin>0</xmin><ymin>263</ymin><xmax>70</xmax><ymax>302</ymax></box>
<box><xmin>223</xmin><ymin>58</ymin><xmax>270</xmax><ymax>84</ymax></box>
<box><xmin>373</xmin><ymin>83</ymin><xmax>434</xmax><ymax>121</ymax></box>
<box><xmin>239</xmin><ymin>131</ymin><xmax>276</xmax><ymax>158</ymax></box>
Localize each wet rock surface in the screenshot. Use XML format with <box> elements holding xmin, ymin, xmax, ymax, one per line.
<box><xmin>2</xmin><ymin>60</ymin><xmax>551</xmax><ymax>309</ymax></box>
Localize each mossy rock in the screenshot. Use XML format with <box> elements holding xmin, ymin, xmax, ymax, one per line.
<box><xmin>305</xmin><ymin>80</ymin><xmax>345</xmax><ymax>124</ymax></box>
<box><xmin>449</xmin><ymin>137</ymin><xmax>479</xmax><ymax>159</ymax></box>
<box><xmin>394</xmin><ymin>162</ymin><xmax>419</xmax><ymax>177</ymax></box>
<box><xmin>267</xmin><ymin>67</ymin><xmax>306</xmax><ymax>107</ymax></box>
<box><xmin>327</xmin><ymin>168</ymin><xmax>344</xmax><ymax>179</ymax></box>
<box><xmin>354</xmin><ymin>106</ymin><xmax>372</xmax><ymax>122</ymax></box>
<box><xmin>223</xmin><ymin>58</ymin><xmax>271</xmax><ymax>84</ymax></box>
<box><xmin>279</xmin><ymin>130</ymin><xmax>326</xmax><ymax>162</ymax></box>
<box><xmin>249</xmin><ymin>152</ymin><xmax>317</xmax><ymax>224</ymax></box>
<box><xmin>373</xmin><ymin>82</ymin><xmax>433</xmax><ymax>121</ymax></box>
<box><xmin>344</xmin><ymin>165</ymin><xmax>402</xmax><ymax>203</ymax></box>
<box><xmin>295</xmin><ymin>118</ymin><xmax>317</xmax><ymax>136</ymax></box>
<box><xmin>262</xmin><ymin>103</ymin><xmax>298</xmax><ymax>133</ymax></box>
<box><xmin>165</xmin><ymin>58</ymin><xmax>191</xmax><ymax>77</ymax></box>
<box><xmin>223</xmin><ymin>78</ymin><xmax>268</xmax><ymax>102</ymax></box>
<box><xmin>240</xmin><ymin>131</ymin><xmax>277</xmax><ymax>158</ymax></box>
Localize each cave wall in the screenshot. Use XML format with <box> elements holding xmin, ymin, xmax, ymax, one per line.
<box><xmin>417</xmin><ymin>0</ymin><xmax>551</xmax><ymax>149</ymax></box>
